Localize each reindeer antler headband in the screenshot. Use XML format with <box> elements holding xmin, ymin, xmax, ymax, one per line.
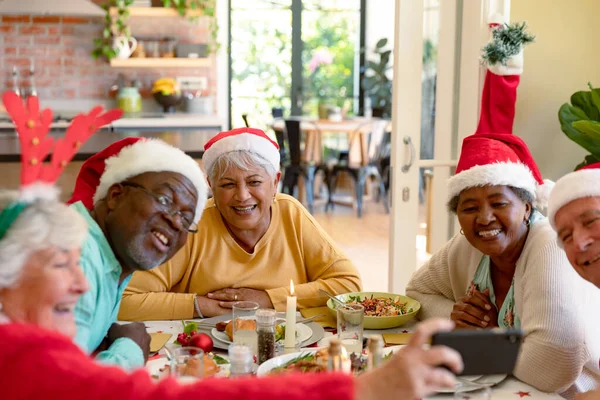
<box><xmin>0</xmin><ymin>92</ymin><xmax>122</xmax><ymax>240</ymax></box>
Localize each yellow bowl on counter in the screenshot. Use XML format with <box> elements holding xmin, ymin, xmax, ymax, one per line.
<box><xmin>326</xmin><ymin>291</ymin><xmax>421</xmax><ymax>330</ymax></box>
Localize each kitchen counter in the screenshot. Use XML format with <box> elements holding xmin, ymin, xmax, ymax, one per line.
<box><xmin>0</xmin><ymin>129</ymin><xmax>217</xmax><ymax>162</ymax></box>
<box><xmin>0</xmin><ymin>113</ymin><xmax>224</xmax><ymax>130</ymax></box>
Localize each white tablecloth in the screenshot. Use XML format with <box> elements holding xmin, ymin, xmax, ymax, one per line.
<box><xmin>143</xmin><ymin>318</ymin><xmax>562</xmax><ymax>399</ymax></box>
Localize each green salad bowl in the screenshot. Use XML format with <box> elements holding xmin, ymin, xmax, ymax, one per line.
<box><xmin>326</xmin><ymin>291</ymin><xmax>421</xmax><ymax>330</ymax></box>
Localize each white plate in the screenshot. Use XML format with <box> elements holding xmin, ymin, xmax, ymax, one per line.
<box><xmin>436</xmin><ymin>374</ymin><xmax>507</xmax><ymax>393</ymax></box>
<box><xmin>211</xmin><ymin>323</ymin><xmax>313</xmax><ymax>345</ymax></box>
<box><xmin>256</xmin><ymin>346</ymin><xmax>403</xmax><ymax>376</ymax></box>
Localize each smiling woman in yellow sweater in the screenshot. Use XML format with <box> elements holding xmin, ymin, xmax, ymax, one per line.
<box><xmin>118</xmin><ymin>128</ymin><xmax>361</xmax><ymax>321</ymax></box>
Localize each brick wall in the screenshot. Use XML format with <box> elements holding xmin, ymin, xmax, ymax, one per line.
<box><xmin>0</xmin><ymin>11</ymin><xmax>216</xmax><ymax>102</ymax></box>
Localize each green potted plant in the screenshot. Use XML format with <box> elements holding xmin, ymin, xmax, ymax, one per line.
<box><xmin>362</xmin><ymin>38</ymin><xmax>392</xmax><ymax>118</ymax></box>
<box><xmin>159</xmin><ymin>0</ymin><xmax>219</xmax><ymax>52</ymax></box>
<box><xmin>92</xmin><ymin>0</ymin><xmax>134</xmax><ymax>60</ymax></box>
<box><xmin>559</xmin><ymin>83</ymin><xmax>600</xmax><ymax>169</ymax></box>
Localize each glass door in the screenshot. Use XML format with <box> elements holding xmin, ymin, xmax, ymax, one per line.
<box><xmin>230</xmin><ymin>0</ymin><xmax>293</xmax><ymax>129</ymax></box>
<box><xmin>230</xmin><ymin>0</ymin><xmax>362</xmax><ymax>128</ymax></box>
<box><xmin>388</xmin><ymin>0</ymin><xmax>497</xmax><ymax>293</ymax></box>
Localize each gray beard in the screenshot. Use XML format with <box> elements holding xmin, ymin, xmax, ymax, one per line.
<box><xmin>125</xmin><ymin>233</ymin><xmax>167</xmax><ymax>271</ymax></box>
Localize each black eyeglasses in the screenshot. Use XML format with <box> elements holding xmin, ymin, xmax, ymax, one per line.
<box><xmin>122</xmin><ymin>182</ymin><xmax>198</xmax><ymax>233</ymax></box>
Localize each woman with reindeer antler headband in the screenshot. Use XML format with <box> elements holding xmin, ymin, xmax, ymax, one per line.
<box><xmin>0</xmin><ymin>92</ymin><xmax>119</xmax><ymax>357</ymax></box>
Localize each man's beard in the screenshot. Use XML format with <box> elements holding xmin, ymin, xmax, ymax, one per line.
<box><xmin>125</xmin><ymin>232</ymin><xmax>168</xmax><ymax>271</ymax></box>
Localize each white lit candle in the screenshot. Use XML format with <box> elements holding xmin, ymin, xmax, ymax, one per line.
<box><xmin>284</xmin><ymin>280</ymin><xmax>297</xmax><ymax>349</ymax></box>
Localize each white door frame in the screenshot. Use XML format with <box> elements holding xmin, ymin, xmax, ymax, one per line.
<box><xmin>388</xmin><ymin>0</ymin><xmax>510</xmax><ymax>293</ymax></box>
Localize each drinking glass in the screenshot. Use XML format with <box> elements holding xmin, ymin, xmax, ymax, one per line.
<box><xmin>170</xmin><ymin>346</ymin><xmax>204</xmax><ymax>384</ymax></box>
<box><xmin>232</xmin><ymin>301</ymin><xmax>259</xmax><ymax>355</ymax></box>
<box><xmin>453</xmin><ymin>387</ymin><xmax>492</xmax><ymax>400</ymax></box>
<box><xmin>337</xmin><ymin>303</ymin><xmax>364</xmax><ymax>356</ymax></box>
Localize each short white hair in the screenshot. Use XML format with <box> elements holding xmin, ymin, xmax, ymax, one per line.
<box><xmin>208</xmin><ymin>150</ymin><xmax>278</xmax><ymax>183</ymax></box>
<box><xmin>0</xmin><ymin>191</ymin><xmax>88</xmax><ymax>290</ymax></box>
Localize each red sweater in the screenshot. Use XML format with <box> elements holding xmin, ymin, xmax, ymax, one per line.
<box><xmin>0</xmin><ymin>323</ymin><xmax>354</xmax><ymax>400</ymax></box>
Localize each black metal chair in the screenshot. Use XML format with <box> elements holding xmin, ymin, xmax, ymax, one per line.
<box><xmin>326</xmin><ymin>120</ymin><xmax>390</xmax><ymax>218</ymax></box>
<box><xmin>280</xmin><ymin>119</ymin><xmax>329</xmax><ymax>214</ymax></box>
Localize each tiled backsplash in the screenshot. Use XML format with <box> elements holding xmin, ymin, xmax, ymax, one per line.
<box><xmin>0</xmin><ymin>11</ymin><xmax>216</xmax><ymax>103</ymax></box>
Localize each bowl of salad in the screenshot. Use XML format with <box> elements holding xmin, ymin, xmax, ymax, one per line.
<box><xmin>326</xmin><ymin>292</ymin><xmax>421</xmax><ymax>329</ymax></box>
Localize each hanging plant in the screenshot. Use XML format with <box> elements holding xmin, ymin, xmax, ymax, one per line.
<box><xmin>92</xmin><ymin>0</ymin><xmax>134</xmax><ymax>60</ymax></box>
<box><xmin>162</xmin><ymin>0</ymin><xmax>219</xmax><ymax>52</ymax></box>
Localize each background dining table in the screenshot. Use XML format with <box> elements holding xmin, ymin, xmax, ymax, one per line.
<box><xmin>270</xmin><ymin>117</ymin><xmax>387</xmax><ymax>166</ymax></box>
<box><xmin>142</xmin><ymin>314</ymin><xmax>562</xmax><ymax>399</ymax></box>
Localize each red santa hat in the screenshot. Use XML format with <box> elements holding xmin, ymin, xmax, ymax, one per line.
<box><xmin>202</xmin><ymin>127</ymin><xmax>280</xmax><ymax>175</ymax></box>
<box><xmin>67</xmin><ymin>137</ymin><xmax>208</xmax><ymax>223</ymax></box>
<box><xmin>547</xmin><ymin>162</ymin><xmax>600</xmax><ymax>229</ymax></box>
<box><xmin>447</xmin><ymin>19</ymin><xmax>552</xmax><ymax>209</ymax></box>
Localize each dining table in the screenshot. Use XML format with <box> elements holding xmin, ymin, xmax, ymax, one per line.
<box><xmin>270</xmin><ymin>117</ymin><xmax>389</xmax><ymax>167</ymax></box>
<box><xmin>142</xmin><ymin>313</ymin><xmax>561</xmax><ymax>400</ymax></box>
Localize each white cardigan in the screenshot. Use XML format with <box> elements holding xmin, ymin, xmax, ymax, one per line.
<box><xmin>406</xmin><ymin>218</ymin><xmax>600</xmax><ymax>398</ymax></box>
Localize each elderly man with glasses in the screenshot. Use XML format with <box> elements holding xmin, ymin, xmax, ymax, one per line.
<box><xmin>66</xmin><ymin>137</ymin><xmax>208</xmax><ymax>370</ymax></box>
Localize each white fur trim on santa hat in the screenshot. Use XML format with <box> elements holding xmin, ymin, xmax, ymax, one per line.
<box><xmin>448</xmin><ymin>162</ymin><xmax>537</xmax><ymax>202</ymax></box>
<box><xmin>548</xmin><ymin>169</ymin><xmax>600</xmax><ymax>230</ymax></box>
<box><xmin>93</xmin><ymin>139</ymin><xmax>207</xmax><ymax>223</ymax></box>
<box><xmin>202</xmin><ymin>132</ymin><xmax>280</xmax><ymax>175</ymax></box>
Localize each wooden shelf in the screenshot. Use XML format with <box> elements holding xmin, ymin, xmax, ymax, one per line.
<box><xmin>110</xmin><ymin>58</ymin><xmax>210</xmax><ymax>68</ymax></box>
<box><xmin>109</xmin><ymin>6</ymin><xmax>204</xmax><ymax>18</ymax></box>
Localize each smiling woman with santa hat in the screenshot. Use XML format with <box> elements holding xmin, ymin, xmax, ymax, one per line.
<box><xmin>406</xmin><ymin>21</ymin><xmax>600</xmax><ymax>397</ymax></box>
<box><xmin>118</xmin><ymin>127</ymin><xmax>361</xmax><ymax>321</ymax></box>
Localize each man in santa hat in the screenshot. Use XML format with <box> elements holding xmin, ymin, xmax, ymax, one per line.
<box><xmin>67</xmin><ymin>137</ymin><xmax>207</xmax><ymax>369</ymax></box>
<box><xmin>548</xmin><ymin>163</ymin><xmax>600</xmax><ymax>398</ymax></box>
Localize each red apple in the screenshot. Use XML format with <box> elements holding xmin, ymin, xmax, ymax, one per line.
<box><xmin>189</xmin><ymin>333</ymin><xmax>213</xmax><ymax>353</ymax></box>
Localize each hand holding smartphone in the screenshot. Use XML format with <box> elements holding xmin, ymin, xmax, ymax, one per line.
<box><xmin>431</xmin><ymin>328</ymin><xmax>523</xmax><ymax>376</ymax></box>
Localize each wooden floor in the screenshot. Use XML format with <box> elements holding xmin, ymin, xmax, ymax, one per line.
<box><xmin>310</xmin><ymin>195</ymin><xmax>431</xmax><ymax>292</ymax></box>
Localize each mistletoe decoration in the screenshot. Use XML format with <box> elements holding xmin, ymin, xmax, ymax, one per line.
<box><xmin>481</xmin><ymin>22</ymin><xmax>535</xmax><ymax>66</ymax></box>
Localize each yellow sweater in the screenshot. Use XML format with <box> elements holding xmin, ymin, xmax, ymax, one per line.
<box><xmin>118</xmin><ymin>194</ymin><xmax>361</xmax><ymax>321</ymax></box>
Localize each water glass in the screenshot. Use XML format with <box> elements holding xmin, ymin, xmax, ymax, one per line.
<box><xmin>453</xmin><ymin>387</ymin><xmax>492</xmax><ymax>400</ymax></box>
<box><xmin>337</xmin><ymin>303</ymin><xmax>364</xmax><ymax>356</ymax></box>
<box><xmin>170</xmin><ymin>346</ymin><xmax>204</xmax><ymax>384</ymax></box>
<box><xmin>232</xmin><ymin>301</ymin><xmax>259</xmax><ymax>354</ymax></box>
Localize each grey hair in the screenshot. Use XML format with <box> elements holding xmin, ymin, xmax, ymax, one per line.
<box><xmin>0</xmin><ymin>191</ymin><xmax>88</xmax><ymax>290</ymax></box>
<box><xmin>208</xmin><ymin>150</ymin><xmax>278</xmax><ymax>184</ymax></box>
<box><xmin>447</xmin><ymin>186</ymin><xmax>535</xmax><ymax>215</ymax></box>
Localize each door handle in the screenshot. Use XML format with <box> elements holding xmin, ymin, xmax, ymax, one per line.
<box><xmin>401</xmin><ymin>136</ymin><xmax>415</xmax><ymax>173</ymax></box>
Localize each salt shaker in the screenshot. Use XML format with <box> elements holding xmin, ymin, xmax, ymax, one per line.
<box><xmin>228</xmin><ymin>343</ymin><xmax>254</xmax><ymax>377</ymax></box>
<box><xmin>366</xmin><ymin>336</ymin><xmax>384</xmax><ymax>370</ymax></box>
<box><xmin>256</xmin><ymin>309</ymin><xmax>276</xmax><ymax>364</ymax></box>
<box><xmin>327</xmin><ymin>338</ymin><xmax>344</xmax><ymax>371</ymax></box>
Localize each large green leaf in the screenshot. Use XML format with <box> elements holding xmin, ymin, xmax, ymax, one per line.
<box><xmin>558</xmin><ymin>103</ymin><xmax>600</xmax><ymax>156</ymax></box>
<box><xmin>572</xmin><ymin>120</ymin><xmax>600</xmax><ymax>144</ymax></box>
<box><xmin>570</xmin><ymin>89</ymin><xmax>600</xmax><ymax>121</ymax></box>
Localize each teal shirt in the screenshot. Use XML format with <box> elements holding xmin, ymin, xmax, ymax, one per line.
<box><xmin>71</xmin><ymin>202</ymin><xmax>144</xmax><ymax>370</ymax></box>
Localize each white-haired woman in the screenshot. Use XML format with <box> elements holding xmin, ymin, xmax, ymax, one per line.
<box><xmin>0</xmin><ymin>189</ymin><xmax>463</xmax><ymax>400</ymax></box>
<box><xmin>0</xmin><ymin>191</ymin><xmax>89</xmax><ymax>335</ymax></box>
<box><xmin>120</xmin><ymin>128</ymin><xmax>361</xmax><ymax>320</ymax></box>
